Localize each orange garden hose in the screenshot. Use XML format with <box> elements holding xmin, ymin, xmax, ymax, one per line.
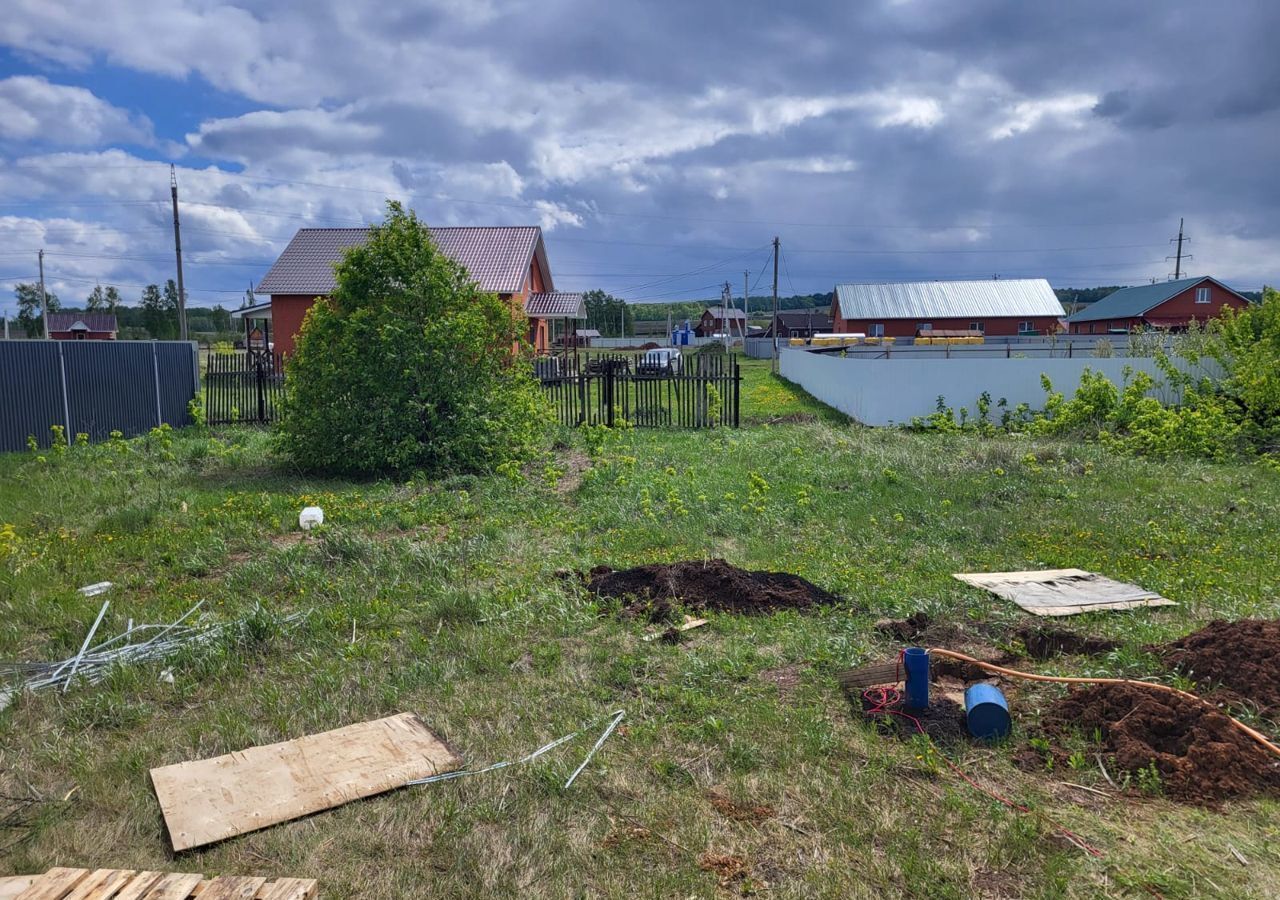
<box><xmin>927</xmin><ymin>648</ymin><xmax>1280</xmax><ymax>759</ymax></box>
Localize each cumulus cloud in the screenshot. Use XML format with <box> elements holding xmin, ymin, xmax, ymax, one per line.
<box><xmin>0</xmin><ymin>0</ymin><xmax>1276</xmax><ymax>300</ymax></box>
<box><xmin>0</xmin><ymin>76</ymin><xmax>152</xmax><ymax>147</ymax></box>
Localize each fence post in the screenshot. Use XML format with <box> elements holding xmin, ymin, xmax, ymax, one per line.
<box><xmin>256</xmin><ymin>354</ymin><xmax>267</xmax><ymax>423</ymax></box>
<box><xmin>151</xmin><ymin>341</ymin><xmax>163</xmax><ymax>426</ymax></box>
<box><xmin>733</xmin><ymin>361</ymin><xmax>741</xmax><ymax>428</ymax></box>
<box><xmin>56</xmin><ymin>342</ymin><xmax>72</xmax><ymax>439</ymax></box>
<box><xmin>605</xmin><ymin>359</ymin><xmax>615</xmax><ymax>428</ymax></box>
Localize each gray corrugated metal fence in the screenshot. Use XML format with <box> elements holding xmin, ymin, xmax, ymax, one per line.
<box><xmin>0</xmin><ymin>340</ymin><xmax>199</xmax><ymax>452</ymax></box>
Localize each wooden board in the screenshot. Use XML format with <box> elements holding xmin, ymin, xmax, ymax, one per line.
<box><xmin>0</xmin><ymin>878</ymin><xmax>36</xmax><ymax>900</ymax></box>
<box><xmin>953</xmin><ymin>569</ymin><xmax>1176</xmax><ymax>617</ymax></box>
<box><xmin>150</xmin><ymin>712</ymin><xmax>461</xmax><ymax>851</ymax></box>
<box><xmin>11</xmin><ymin>870</ymin><xmax>314</xmax><ymax>900</ymax></box>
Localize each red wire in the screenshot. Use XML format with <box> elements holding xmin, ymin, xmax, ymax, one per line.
<box><xmin>862</xmin><ymin>682</ymin><xmax>1104</xmax><ymax>858</ymax></box>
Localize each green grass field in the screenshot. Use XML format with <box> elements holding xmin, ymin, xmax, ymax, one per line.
<box><xmin>1</xmin><ymin>359</ymin><xmax>1278</xmax><ymax>898</ymax></box>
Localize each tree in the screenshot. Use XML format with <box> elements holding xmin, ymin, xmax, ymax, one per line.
<box><xmin>86</xmin><ymin>284</ymin><xmax>106</xmax><ymax>311</ymax></box>
<box><xmin>104</xmin><ymin>286</ymin><xmax>122</xmax><ymax>311</ymax></box>
<box><xmin>140</xmin><ymin>283</ymin><xmax>172</xmax><ymax>339</ymax></box>
<box><xmin>277</xmin><ymin>202</ymin><xmax>550</xmax><ymax>476</ymax></box>
<box><xmin>210</xmin><ymin>304</ymin><xmax>232</xmax><ymax>332</ymax></box>
<box><xmin>14</xmin><ymin>282</ymin><xmax>59</xmax><ymax>337</ymax></box>
<box><xmin>584</xmin><ymin>289</ymin><xmax>634</xmax><ymax>337</ymax></box>
<box><xmin>1209</xmin><ymin>286</ymin><xmax>1280</xmax><ymax>450</ymax></box>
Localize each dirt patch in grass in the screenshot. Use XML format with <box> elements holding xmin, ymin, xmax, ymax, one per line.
<box><xmin>758</xmin><ymin>664</ymin><xmax>802</xmax><ymax>699</ymax></box>
<box><xmin>1161</xmin><ymin>619</ymin><xmax>1280</xmax><ymax>715</ymax></box>
<box><xmin>861</xmin><ymin>692</ymin><xmax>969</xmax><ymax>745</ymax></box>
<box><xmin>588</xmin><ymin>559</ymin><xmax>840</xmax><ymax>621</ymax></box>
<box><xmin>706</xmin><ymin>788</ymin><xmax>774</xmax><ymax>823</ymax></box>
<box><xmin>268</xmin><ymin>532</ymin><xmax>308</xmax><ymax>550</ymax></box>
<box><xmin>1016</xmin><ymin>625</ymin><xmax>1119</xmax><ymax>661</ymax></box>
<box><xmin>699</xmin><ymin>852</ymin><xmax>751</xmax><ymax>889</ymax></box>
<box><xmin>552</xmin><ymin>449</ymin><xmax>592</xmax><ymax>494</ymax></box>
<box><xmin>1039</xmin><ymin>683</ymin><xmax>1280</xmax><ymax>804</ymax></box>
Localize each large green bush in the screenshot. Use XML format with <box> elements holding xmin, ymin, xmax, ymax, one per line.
<box><xmin>1209</xmin><ymin>286</ymin><xmax>1280</xmax><ymax>451</ymax></box>
<box><xmin>276</xmin><ymin>203</ymin><xmax>550</xmax><ymax>476</ymax></box>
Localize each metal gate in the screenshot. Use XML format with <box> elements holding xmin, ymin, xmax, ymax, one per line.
<box><xmin>538</xmin><ymin>352</ymin><xmax>740</xmax><ymax>428</ymax></box>
<box><xmin>204</xmin><ymin>351</ymin><xmax>285</xmax><ymax>425</ymax></box>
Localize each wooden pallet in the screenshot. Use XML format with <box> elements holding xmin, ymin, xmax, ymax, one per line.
<box><xmin>2</xmin><ymin>867</ymin><xmax>316</xmax><ymax>900</ymax></box>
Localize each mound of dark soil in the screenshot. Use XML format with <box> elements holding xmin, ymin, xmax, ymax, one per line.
<box><xmin>1016</xmin><ymin>626</ymin><xmax>1119</xmax><ymax>661</ymax></box>
<box><xmin>588</xmin><ymin>559</ymin><xmax>840</xmax><ymax>621</ymax></box>
<box><xmin>862</xmin><ymin>694</ymin><xmax>969</xmax><ymax>745</ymax></box>
<box><xmin>1161</xmin><ymin>619</ymin><xmax>1280</xmax><ymax>715</ymax></box>
<box><xmin>1041</xmin><ymin>683</ymin><xmax>1280</xmax><ymax>804</ymax></box>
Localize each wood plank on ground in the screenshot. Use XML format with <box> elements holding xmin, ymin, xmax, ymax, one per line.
<box><xmin>150</xmin><ymin>712</ymin><xmax>461</xmax><ymax>851</ymax></box>
<box><xmin>10</xmin><ymin>872</ymin><xmax>316</xmax><ymax>900</ymax></box>
<box><xmin>15</xmin><ymin>868</ymin><xmax>91</xmax><ymax>900</ymax></box>
<box><xmin>109</xmin><ymin>873</ymin><xmax>166</xmax><ymax>900</ymax></box>
<box><xmin>0</xmin><ymin>878</ymin><xmax>35</xmax><ymax>900</ymax></box>
<box><xmin>193</xmin><ymin>878</ymin><xmax>266</xmax><ymax>900</ymax></box>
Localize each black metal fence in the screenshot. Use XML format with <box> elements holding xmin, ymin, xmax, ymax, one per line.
<box><xmin>205</xmin><ymin>351</ymin><xmax>286</xmax><ymax>425</ymax></box>
<box><xmin>0</xmin><ymin>340</ymin><xmax>199</xmax><ymax>452</ymax></box>
<box><xmin>537</xmin><ymin>352</ymin><xmax>741</xmax><ymax>428</ymax></box>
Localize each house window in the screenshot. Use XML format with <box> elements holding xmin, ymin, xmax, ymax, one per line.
<box><xmin>1088</xmin><ymin>324</ymin><xmax>1095</xmax><ymax>335</ymax></box>
<box><xmin>75</xmin><ymin>331</ymin><xmax>86</xmax><ymax>340</ymax></box>
<box><xmin>969</xmin><ymin>322</ymin><xmax>985</xmax><ymax>332</ymax></box>
<box><xmin>917</xmin><ymin>323</ymin><xmax>932</xmax><ymax>332</ymax></box>
<box><xmin>1018</xmin><ymin>321</ymin><xmax>1035</xmax><ymax>334</ymax></box>
<box><xmin>1195</xmin><ymin>286</ymin><xmax>1211</xmax><ymax>304</ymax></box>
<box><xmin>869</xmin><ymin>323</ymin><xmax>884</xmax><ymax>337</ymax></box>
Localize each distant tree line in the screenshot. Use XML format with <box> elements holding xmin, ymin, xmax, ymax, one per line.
<box><xmin>9</xmin><ymin>282</ymin><xmax>235</xmax><ymax>340</ymax></box>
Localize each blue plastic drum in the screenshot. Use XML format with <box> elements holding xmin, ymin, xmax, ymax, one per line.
<box><xmin>964</xmin><ymin>683</ymin><xmax>1011</xmax><ymax>740</ymax></box>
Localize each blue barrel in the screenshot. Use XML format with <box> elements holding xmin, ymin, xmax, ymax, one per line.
<box><xmin>903</xmin><ymin>647</ymin><xmax>929</xmax><ymax>709</ymax></box>
<box><xmin>965</xmin><ymin>684</ymin><xmax>1011</xmax><ymax>740</ymax></box>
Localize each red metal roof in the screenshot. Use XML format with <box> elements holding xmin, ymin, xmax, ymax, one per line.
<box><xmin>47</xmin><ymin>312</ymin><xmax>118</xmax><ymax>332</ymax></box>
<box><xmin>256</xmin><ymin>226</ymin><xmax>550</xmax><ymax>296</ymax></box>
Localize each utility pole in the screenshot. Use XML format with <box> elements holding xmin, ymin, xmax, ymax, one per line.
<box><xmin>170</xmin><ymin>165</ymin><xmax>188</xmax><ymax>341</ymax></box>
<box><xmin>771</xmin><ymin>237</ymin><xmax>780</xmax><ymax>373</ymax></box>
<box><xmin>1169</xmin><ymin>217</ymin><xmax>1189</xmax><ymax>280</ymax></box>
<box><xmin>38</xmin><ymin>248</ymin><xmax>49</xmax><ymax>339</ymax></box>
<box><xmin>743</xmin><ymin>269</ymin><xmax>750</xmax><ymax>328</ymax></box>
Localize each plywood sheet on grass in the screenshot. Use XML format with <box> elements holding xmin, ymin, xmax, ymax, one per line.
<box><xmin>150</xmin><ymin>712</ymin><xmax>461</xmax><ymax>852</ymax></box>
<box><xmin>954</xmin><ymin>568</ymin><xmax>1176</xmax><ymax>617</ymax></box>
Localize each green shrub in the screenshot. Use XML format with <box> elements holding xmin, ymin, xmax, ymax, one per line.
<box><xmin>276</xmin><ymin>202</ymin><xmax>551</xmax><ymax>476</ymax></box>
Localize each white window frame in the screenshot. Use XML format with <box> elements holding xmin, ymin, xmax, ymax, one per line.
<box><xmin>969</xmin><ymin>321</ymin><xmax>985</xmax><ymax>332</ymax></box>
<box><xmin>869</xmin><ymin>323</ymin><xmax>884</xmax><ymax>337</ymax></box>
<box><xmin>1018</xmin><ymin>321</ymin><xmax>1035</xmax><ymax>334</ymax></box>
<box><xmin>1195</xmin><ymin>286</ymin><xmax>1211</xmax><ymax>304</ymax></box>
<box><xmin>917</xmin><ymin>323</ymin><xmax>933</xmax><ymax>333</ymax></box>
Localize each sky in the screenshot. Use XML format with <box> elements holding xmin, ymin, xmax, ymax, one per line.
<box><xmin>0</xmin><ymin>0</ymin><xmax>1277</xmax><ymax>316</ymax></box>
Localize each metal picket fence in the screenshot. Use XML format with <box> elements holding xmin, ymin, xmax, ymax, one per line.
<box><xmin>204</xmin><ymin>351</ymin><xmax>286</xmax><ymax>425</ymax></box>
<box><xmin>536</xmin><ymin>352</ymin><xmax>741</xmax><ymax>428</ymax></box>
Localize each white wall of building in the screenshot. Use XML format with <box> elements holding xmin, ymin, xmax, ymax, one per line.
<box><xmin>779</xmin><ymin>349</ymin><xmax>1211</xmax><ymax>426</ymax></box>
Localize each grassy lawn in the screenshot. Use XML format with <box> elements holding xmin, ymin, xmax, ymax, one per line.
<box><xmin>1</xmin><ymin>363</ymin><xmax>1278</xmax><ymax>898</ymax></box>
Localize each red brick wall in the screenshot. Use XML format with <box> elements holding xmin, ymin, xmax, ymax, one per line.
<box><xmin>834</xmin><ymin>316</ymin><xmax>1061</xmax><ymax>337</ymax></box>
<box><xmin>50</xmin><ymin>331</ymin><xmax>115</xmax><ymax>340</ymax></box>
<box><xmin>1144</xmin><ymin>282</ymin><xmax>1248</xmax><ymax>326</ymax></box>
<box><xmin>267</xmin><ymin>294</ymin><xmax>319</xmax><ymax>358</ymax></box>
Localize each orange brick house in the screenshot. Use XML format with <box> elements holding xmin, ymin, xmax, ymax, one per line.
<box><xmin>238</xmin><ymin>226</ymin><xmax>584</xmax><ymax>356</ymax></box>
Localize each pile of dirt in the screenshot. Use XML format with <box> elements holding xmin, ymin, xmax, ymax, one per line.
<box><xmin>588</xmin><ymin>559</ymin><xmax>840</xmax><ymax>621</ymax></box>
<box><xmin>1016</xmin><ymin>625</ymin><xmax>1119</xmax><ymax>661</ymax></box>
<box><xmin>1040</xmin><ymin>683</ymin><xmax>1280</xmax><ymax>804</ymax></box>
<box><xmin>1161</xmin><ymin>619</ymin><xmax>1280</xmax><ymax>715</ymax></box>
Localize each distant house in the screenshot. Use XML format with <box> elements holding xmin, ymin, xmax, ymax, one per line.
<box><xmin>1065</xmin><ymin>276</ymin><xmax>1250</xmax><ymax>334</ymax></box>
<box><xmin>241</xmin><ymin>226</ymin><xmax>584</xmax><ymax>356</ymax></box>
<box><xmin>573</xmin><ymin>328</ymin><xmax>601</xmax><ymax>347</ymax></box>
<box><xmin>695</xmin><ymin>306</ymin><xmax>748</xmax><ymax>337</ymax></box>
<box><xmin>47</xmin><ymin>312</ymin><xmax>117</xmax><ymax>341</ymax></box>
<box><xmin>830</xmin><ymin>279</ymin><xmax>1064</xmax><ymax>337</ymax></box>
<box><xmin>632</xmin><ymin>320</ymin><xmax>671</xmax><ymax>338</ymax></box>
<box><xmin>765</xmin><ymin>309</ymin><xmax>832</xmax><ymax>339</ymax></box>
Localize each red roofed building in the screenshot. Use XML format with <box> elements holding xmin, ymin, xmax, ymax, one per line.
<box><xmin>47</xmin><ymin>312</ymin><xmax>118</xmax><ymax>340</ymax></box>
<box><xmin>240</xmin><ymin>226</ymin><xmax>584</xmax><ymax>356</ymax></box>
